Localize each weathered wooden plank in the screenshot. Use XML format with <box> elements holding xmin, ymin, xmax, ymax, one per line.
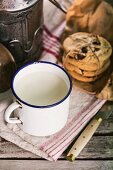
<box><xmin>95</xmin><ymin>114</ymin><xmax>113</xmax><ymax>134</ymax></box>
<box><xmin>0</xmin><ymin>139</ymin><xmax>38</xmax><ymax>159</ymax></box>
<box><xmin>0</xmin><ymin>136</ymin><xmax>113</xmax><ymax>159</ymax></box>
<box><xmin>65</xmin><ymin>136</ymin><xmax>113</xmax><ymax>159</ymax></box>
<box><xmin>78</xmin><ymin>136</ymin><xmax>113</xmax><ymax>159</ymax></box>
<box><xmin>0</xmin><ymin>160</ymin><xmax>113</xmax><ymax>170</ymax></box>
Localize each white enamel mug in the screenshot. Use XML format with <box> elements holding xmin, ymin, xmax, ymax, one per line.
<box><xmin>5</xmin><ymin>61</ymin><xmax>72</xmax><ymax>136</ymax></box>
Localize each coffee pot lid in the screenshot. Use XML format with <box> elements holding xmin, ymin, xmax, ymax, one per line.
<box><xmin>0</xmin><ymin>0</ymin><xmax>39</xmax><ymax>12</ymax></box>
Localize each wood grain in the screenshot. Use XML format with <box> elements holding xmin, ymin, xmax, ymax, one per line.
<box><xmin>0</xmin><ymin>139</ymin><xmax>37</xmax><ymax>159</ymax></box>
<box><xmin>0</xmin><ymin>160</ymin><xmax>113</xmax><ymax>170</ymax></box>
<box><xmin>0</xmin><ymin>136</ymin><xmax>113</xmax><ymax>159</ymax></box>
<box><xmin>96</xmin><ymin>114</ymin><xmax>113</xmax><ymax>134</ymax></box>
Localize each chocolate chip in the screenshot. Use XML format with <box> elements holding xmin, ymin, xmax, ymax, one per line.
<box><xmin>69</xmin><ymin>55</ymin><xmax>73</xmax><ymax>59</ymax></box>
<box><xmin>94</xmin><ymin>48</ymin><xmax>100</xmax><ymax>51</ymax></box>
<box><xmin>92</xmin><ymin>40</ymin><xmax>101</xmax><ymax>45</ymax></box>
<box><xmin>81</xmin><ymin>46</ymin><xmax>88</xmax><ymax>53</ymax></box>
<box><xmin>108</xmin><ymin>79</ymin><xmax>112</xmax><ymax>86</ymax></box>
<box><xmin>80</xmin><ymin>69</ymin><xmax>84</xmax><ymax>74</ymax></box>
<box><xmin>75</xmin><ymin>54</ymin><xmax>85</xmax><ymax>60</ymax></box>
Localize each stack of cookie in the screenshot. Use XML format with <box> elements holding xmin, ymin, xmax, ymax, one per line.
<box><xmin>63</xmin><ymin>32</ymin><xmax>112</xmax><ymax>94</ymax></box>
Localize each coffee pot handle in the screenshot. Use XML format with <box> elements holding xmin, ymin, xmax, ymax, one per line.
<box><xmin>5</xmin><ymin>102</ymin><xmax>22</xmax><ymax>124</ymax></box>
<box><xmin>48</xmin><ymin>0</ymin><xmax>67</xmax><ymax>13</ymax></box>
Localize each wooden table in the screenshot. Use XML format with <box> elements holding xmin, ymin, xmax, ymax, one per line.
<box><xmin>0</xmin><ymin>113</ymin><xmax>113</xmax><ymax>170</ymax></box>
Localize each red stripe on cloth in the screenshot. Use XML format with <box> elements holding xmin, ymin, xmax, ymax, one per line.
<box><xmin>48</xmin><ymin>100</ymin><xmax>106</xmax><ymax>160</ymax></box>
<box><xmin>50</xmin><ymin>103</ymin><xmax>99</xmax><ymax>156</ymax></box>
<box><xmin>43</xmin><ymin>37</ymin><xmax>60</xmax><ymax>48</ymax></box>
<box><xmin>51</xmin><ymin>114</ymin><xmax>93</xmax><ymax>159</ymax></box>
<box><xmin>42</xmin><ymin>26</ymin><xmax>61</xmax><ymax>58</ymax></box>
<box><xmin>52</xmin><ymin>141</ymin><xmax>72</xmax><ymax>161</ymax></box>
<box><xmin>43</xmin><ymin>40</ymin><xmax>60</xmax><ymax>51</ymax></box>
<box><xmin>41</xmin><ymin>99</ymin><xmax>106</xmax><ymax>160</ymax></box>
<box><xmin>42</xmin><ymin>47</ymin><xmax>60</xmax><ymax>57</ymax></box>
<box><xmin>43</xmin><ymin>32</ymin><xmax>60</xmax><ymax>45</ymax></box>
<box><xmin>44</xmin><ymin>26</ymin><xmax>60</xmax><ymax>41</ymax></box>
<box><xmin>44</xmin><ymin>98</ymin><xmax>100</xmax><ymax>153</ymax></box>
<box><xmin>41</xmin><ymin>97</ymin><xmax>96</xmax><ymax>150</ymax></box>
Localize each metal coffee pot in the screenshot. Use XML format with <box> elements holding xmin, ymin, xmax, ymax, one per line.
<box><xmin>0</xmin><ymin>0</ymin><xmax>43</xmax><ymax>64</ymax></box>
<box><xmin>0</xmin><ymin>0</ymin><xmax>66</xmax><ymax>65</ymax></box>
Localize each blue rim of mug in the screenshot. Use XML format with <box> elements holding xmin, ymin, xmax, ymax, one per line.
<box><xmin>11</xmin><ymin>61</ymin><xmax>72</xmax><ymax>108</ymax></box>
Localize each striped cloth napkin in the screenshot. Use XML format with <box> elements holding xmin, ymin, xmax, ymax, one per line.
<box><xmin>39</xmin><ymin>24</ymin><xmax>106</xmax><ymax>161</ymax></box>
<box><xmin>41</xmin><ymin>23</ymin><xmax>65</xmax><ymax>62</ymax></box>
<box><xmin>41</xmin><ymin>98</ymin><xmax>105</xmax><ymax>161</ymax></box>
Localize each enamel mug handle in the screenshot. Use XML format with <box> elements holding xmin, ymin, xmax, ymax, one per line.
<box><xmin>5</xmin><ymin>102</ymin><xmax>22</xmax><ymax>124</ymax></box>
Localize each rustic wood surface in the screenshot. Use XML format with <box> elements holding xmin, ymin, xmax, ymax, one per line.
<box><xmin>0</xmin><ymin>160</ymin><xmax>113</xmax><ymax>170</ymax></box>
<box><xmin>0</xmin><ymin>113</ymin><xmax>113</xmax><ymax>169</ymax></box>
<box><xmin>0</xmin><ymin>136</ymin><xmax>113</xmax><ymax>159</ymax></box>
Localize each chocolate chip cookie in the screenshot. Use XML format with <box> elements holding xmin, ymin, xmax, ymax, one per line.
<box><xmin>72</xmin><ymin>65</ymin><xmax>112</xmax><ymax>94</ymax></box>
<box><xmin>63</xmin><ymin>32</ymin><xmax>112</xmax><ymax>71</ymax></box>
<box><xmin>64</xmin><ymin>58</ymin><xmax>110</xmax><ymax>77</ymax></box>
